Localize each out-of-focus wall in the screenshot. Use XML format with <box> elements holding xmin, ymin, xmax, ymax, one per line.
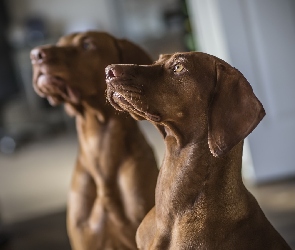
<box><xmin>7</xmin><ymin>0</ymin><xmax>116</xmax><ymax>37</ymax></box>
<box><xmin>7</xmin><ymin>0</ymin><xmax>180</xmax><ymax>41</ymax></box>
<box><xmin>0</xmin><ymin>0</ymin><xmax>185</xmax><ymax>224</ymax></box>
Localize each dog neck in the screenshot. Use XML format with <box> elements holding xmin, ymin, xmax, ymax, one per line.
<box><xmin>157</xmin><ymin>108</ymin><xmax>209</xmax><ymax>148</ymax></box>
<box><xmin>65</xmin><ymin>93</ymin><xmax>117</xmax><ymax>123</ymax></box>
<box><xmin>155</xmin><ymin>122</ymin><xmax>247</xmax><ymax>222</ymax></box>
<box><xmin>72</xmin><ymin>94</ymin><xmax>137</xmax><ymax>152</ymax></box>
<box><xmin>74</xmin><ymin>97</ymin><xmax>139</xmax><ymax>181</ymax></box>
<box><xmin>76</xmin><ymin>95</ymin><xmax>135</xmax><ymax>130</ymax></box>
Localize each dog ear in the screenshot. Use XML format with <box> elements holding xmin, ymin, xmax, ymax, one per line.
<box><xmin>117</xmin><ymin>39</ymin><xmax>153</xmax><ymax>65</ymax></box>
<box><xmin>208</xmin><ymin>62</ymin><xmax>265</xmax><ymax>157</ymax></box>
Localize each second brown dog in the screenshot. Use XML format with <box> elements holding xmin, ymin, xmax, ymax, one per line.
<box><xmin>31</xmin><ymin>31</ymin><xmax>159</xmax><ymax>250</ymax></box>
<box><xmin>106</xmin><ymin>52</ymin><xmax>291</xmax><ymax>250</ymax></box>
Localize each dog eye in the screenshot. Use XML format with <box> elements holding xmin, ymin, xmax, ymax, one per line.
<box><xmin>82</xmin><ymin>40</ymin><xmax>96</xmax><ymax>50</ymax></box>
<box><xmin>173</xmin><ymin>64</ymin><xmax>184</xmax><ymax>73</ymax></box>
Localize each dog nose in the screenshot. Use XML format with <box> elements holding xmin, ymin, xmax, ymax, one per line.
<box><xmin>105</xmin><ymin>65</ymin><xmax>124</xmax><ymax>81</ymax></box>
<box><xmin>106</xmin><ymin>67</ymin><xmax>115</xmax><ymax>79</ymax></box>
<box><xmin>30</xmin><ymin>48</ymin><xmax>48</xmax><ymax>64</ymax></box>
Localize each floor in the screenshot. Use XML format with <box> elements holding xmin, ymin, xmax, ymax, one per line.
<box><xmin>248</xmin><ymin>181</ymin><xmax>295</xmax><ymax>248</ymax></box>
<box><xmin>0</xmin><ymin>123</ymin><xmax>294</xmax><ymax>249</ymax></box>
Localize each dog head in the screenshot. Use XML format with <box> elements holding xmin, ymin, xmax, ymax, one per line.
<box><xmin>106</xmin><ymin>52</ymin><xmax>265</xmax><ymax>156</ymax></box>
<box><xmin>31</xmin><ymin>31</ymin><xmax>151</xmax><ymax>115</ymax></box>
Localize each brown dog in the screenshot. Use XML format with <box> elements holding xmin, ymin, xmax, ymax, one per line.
<box><xmin>30</xmin><ymin>31</ymin><xmax>159</xmax><ymax>250</ymax></box>
<box><xmin>106</xmin><ymin>52</ymin><xmax>291</xmax><ymax>250</ymax></box>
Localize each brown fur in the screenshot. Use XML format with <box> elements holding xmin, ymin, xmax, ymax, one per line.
<box><xmin>106</xmin><ymin>52</ymin><xmax>291</xmax><ymax>249</ymax></box>
<box><xmin>30</xmin><ymin>31</ymin><xmax>159</xmax><ymax>250</ymax></box>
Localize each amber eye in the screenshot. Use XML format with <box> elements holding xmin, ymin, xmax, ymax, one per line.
<box><xmin>173</xmin><ymin>64</ymin><xmax>184</xmax><ymax>73</ymax></box>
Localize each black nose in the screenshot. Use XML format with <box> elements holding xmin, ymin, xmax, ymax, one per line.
<box><xmin>30</xmin><ymin>48</ymin><xmax>48</xmax><ymax>64</ymax></box>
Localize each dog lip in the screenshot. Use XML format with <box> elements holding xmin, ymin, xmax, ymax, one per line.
<box><xmin>108</xmin><ymin>89</ymin><xmax>136</xmax><ymax>110</ymax></box>
<box><xmin>113</xmin><ymin>92</ymin><xmax>122</xmax><ymax>98</ymax></box>
<box><xmin>106</xmin><ymin>78</ymin><xmax>161</xmax><ymax>122</ymax></box>
<box><xmin>112</xmin><ymin>91</ymin><xmax>130</xmax><ymax>106</ymax></box>
<box><xmin>35</xmin><ymin>72</ymin><xmax>80</xmax><ymax>104</ymax></box>
<box><xmin>106</xmin><ymin>89</ymin><xmax>125</xmax><ymax>112</ymax></box>
<box><xmin>36</xmin><ymin>68</ymin><xmax>67</xmax><ymax>86</ymax></box>
<box><xmin>108</xmin><ymin>89</ymin><xmax>161</xmax><ymax>122</ymax></box>
<box><xmin>106</xmin><ymin>77</ymin><xmax>143</xmax><ymax>96</ymax></box>
<box><xmin>37</xmin><ymin>73</ymin><xmax>65</xmax><ymax>88</ymax></box>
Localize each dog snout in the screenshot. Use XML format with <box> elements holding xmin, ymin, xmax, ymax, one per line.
<box><xmin>30</xmin><ymin>47</ymin><xmax>51</xmax><ymax>64</ymax></box>
<box><xmin>105</xmin><ymin>65</ymin><xmax>125</xmax><ymax>82</ymax></box>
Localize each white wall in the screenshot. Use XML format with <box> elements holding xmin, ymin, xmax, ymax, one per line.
<box><xmin>7</xmin><ymin>0</ymin><xmax>179</xmax><ymax>40</ymax></box>
<box><xmin>7</xmin><ymin>0</ymin><xmax>118</xmax><ymax>36</ymax></box>
<box><xmin>187</xmin><ymin>0</ymin><xmax>230</xmax><ymax>62</ymax></box>
<box><xmin>116</xmin><ymin>0</ymin><xmax>178</xmax><ymax>40</ymax></box>
<box><xmin>188</xmin><ymin>0</ymin><xmax>295</xmax><ymax>182</ymax></box>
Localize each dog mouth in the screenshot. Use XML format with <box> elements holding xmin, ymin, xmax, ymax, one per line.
<box><xmin>34</xmin><ymin>71</ymin><xmax>80</xmax><ymax>106</ymax></box>
<box><xmin>111</xmin><ymin>92</ymin><xmax>131</xmax><ymax>109</ymax></box>
<box><xmin>107</xmin><ymin>86</ymin><xmax>161</xmax><ymax>122</ymax></box>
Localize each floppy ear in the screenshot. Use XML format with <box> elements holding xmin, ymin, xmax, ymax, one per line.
<box><xmin>117</xmin><ymin>39</ymin><xmax>153</xmax><ymax>65</ymax></box>
<box><xmin>208</xmin><ymin>62</ymin><xmax>265</xmax><ymax>157</ymax></box>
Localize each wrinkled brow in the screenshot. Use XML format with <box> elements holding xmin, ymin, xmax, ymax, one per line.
<box><xmin>171</xmin><ymin>53</ymin><xmax>189</xmax><ymax>62</ymax></box>
<box><xmin>156</xmin><ymin>54</ymin><xmax>172</xmax><ymax>63</ymax></box>
<box><xmin>162</xmin><ymin>54</ymin><xmax>189</xmax><ymax>68</ymax></box>
<box><xmin>73</xmin><ymin>34</ymin><xmax>88</xmax><ymax>44</ymax></box>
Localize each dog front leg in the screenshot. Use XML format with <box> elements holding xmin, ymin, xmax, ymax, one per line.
<box><xmin>67</xmin><ymin>159</ymin><xmax>99</xmax><ymax>250</ymax></box>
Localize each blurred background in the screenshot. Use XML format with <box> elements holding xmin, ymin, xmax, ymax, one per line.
<box><xmin>0</xmin><ymin>0</ymin><xmax>294</xmax><ymax>249</ymax></box>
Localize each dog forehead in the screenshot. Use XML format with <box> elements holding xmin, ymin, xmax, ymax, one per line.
<box><xmin>57</xmin><ymin>33</ymin><xmax>77</xmax><ymax>46</ymax></box>
<box><xmin>57</xmin><ymin>31</ymin><xmax>113</xmax><ymax>46</ymax></box>
<box><xmin>158</xmin><ymin>53</ymin><xmax>172</xmax><ymax>61</ymax></box>
<box><xmin>156</xmin><ymin>52</ymin><xmax>197</xmax><ymax>66</ymax></box>
<box><xmin>71</xmin><ymin>32</ymin><xmax>99</xmax><ymax>44</ymax></box>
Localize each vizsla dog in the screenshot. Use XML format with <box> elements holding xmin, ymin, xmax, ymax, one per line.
<box><xmin>106</xmin><ymin>52</ymin><xmax>291</xmax><ymax>250</ymax></box>
<box><xmin>30</xmin><ymin>31</ymin><xmax>159</xmax><ymax>250</ymax></box>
